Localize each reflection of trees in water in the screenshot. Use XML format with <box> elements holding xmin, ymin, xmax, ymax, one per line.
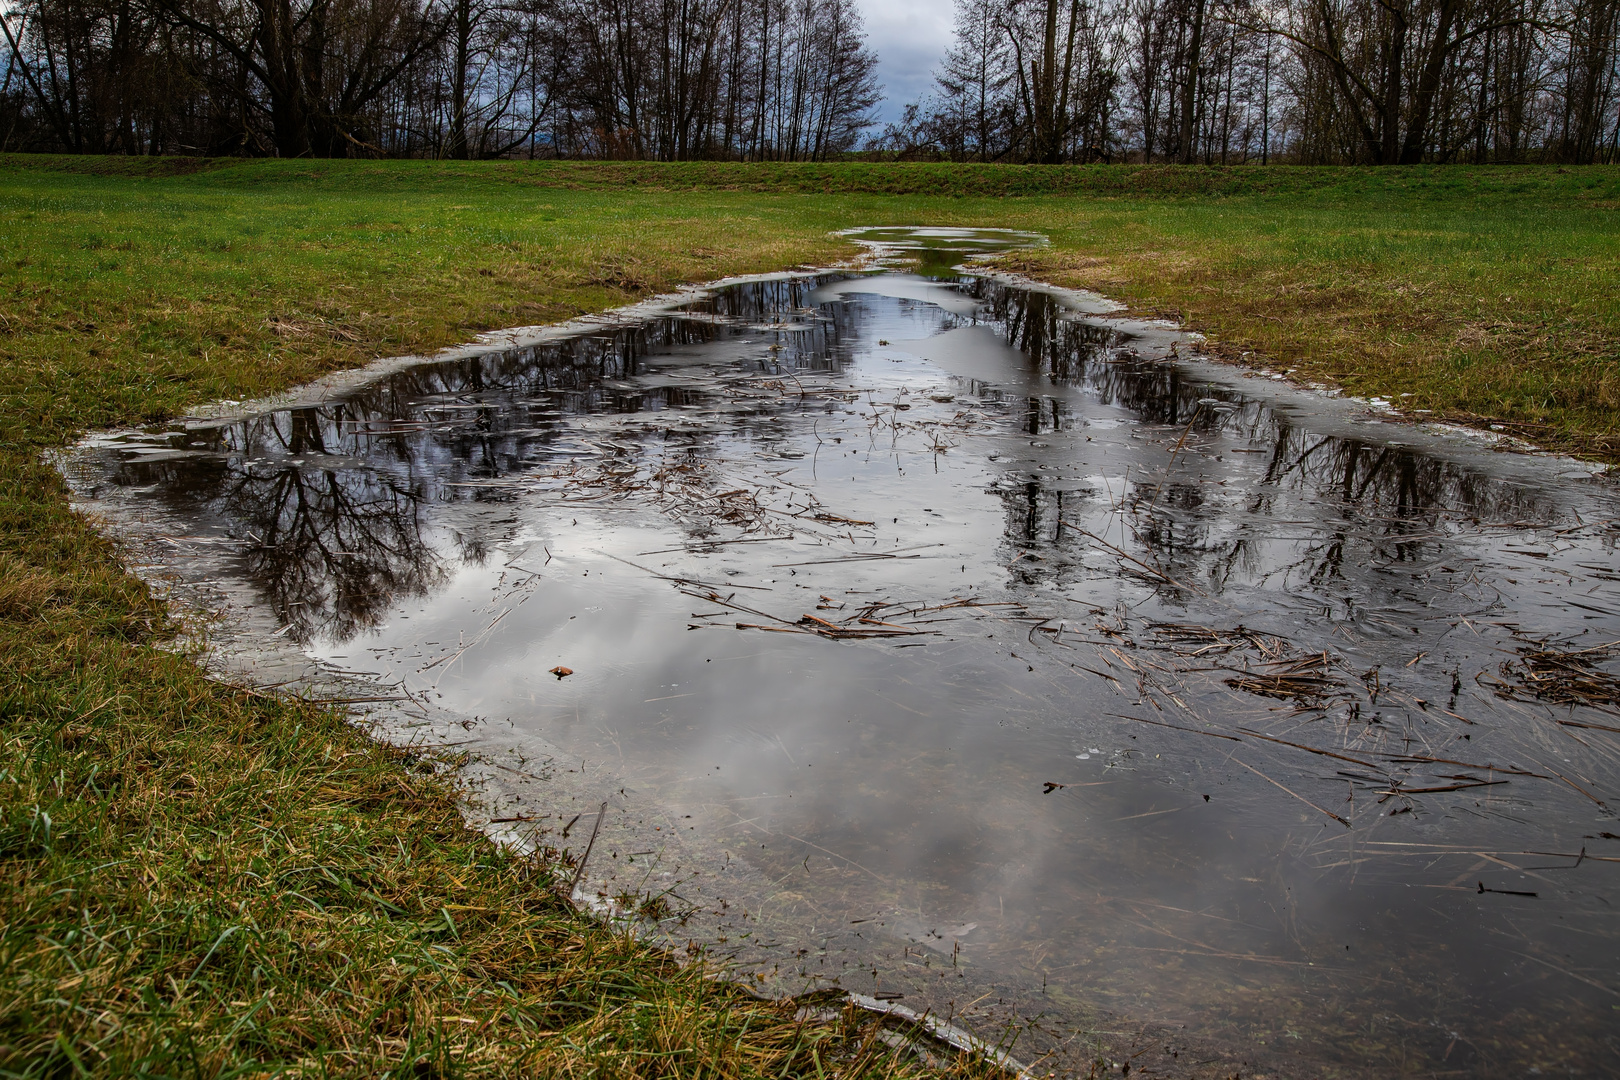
<box><xmin>993</xmin><ymin>402</ymin><xmax>1559</xmax><ymax>602</ymax></box>
<box><xmin>966</xmin><ymin>274</ymin><xmax>1558</xmax><ymax>600</ymax></box>
<box><xmin>115</xmin><ymin>277</ymin><xmax>866</xmax><ymax>644</ymax></box>
<box><xmin>1246</xmin><ymin>426</ymin><xmax>1550</xmax><ymax>522</ymax></box>
<box><xmin>965</xmin><ymin>278</ymin><xmax>1125</xmax><ymax>386</ymax></box>
<box><xmin>700</xmin><ymin>276</ymin><xmax>838</xmax><ymax>322</ymax></box>
<box><xmin>183</xmin><ymin>277</ymin><xmax>861</xmax><ymax>474</ymax></box>
<box><xmin>973</xmin><ymin>392</ymin><xmax>1082</xmax><ymax>437</ymax></box>
<box><xmin>117</xmin><ymin>445</ymin><xmax>441</xmax><ymax>646</ymax></box>
<box><xmin>225</xmin><ymin>461</ymin><xmax>442</xmax><ymax>644</ymax></box>
<box><xmin>685</xmin><ymin>275</ymin><xmax>869</xmax><ymax>376</ymax></box>
<box><xmin>1019</xmin><ymin>395</ymin><xmax>1073</xmax><ymax>436</ymax></box>
<box><xmin>110</xmin><ymin>270</ymin><xmax>1566</xmax><ymax>641</ymax></box>
<box><xmin>1003</xmin><ymin>477</ymin><xmax>1093</xmax><ymax>552</ymax></box>
<box><xmin>969</xmin><ymin>279</ymin><xmax>1323</xmax><ymax>433</ymax></box>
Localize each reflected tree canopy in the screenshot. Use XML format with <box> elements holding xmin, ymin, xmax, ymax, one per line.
<box><xmin>107</xmin><ymin>271</ymin><xmax>1561</xmax><ymax>644</ymax></box>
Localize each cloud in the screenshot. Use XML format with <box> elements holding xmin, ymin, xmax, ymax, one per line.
<box><xmin>854</xmin><ymin>0</ymin><xmax>955</xmax><ymax>122</ymax></box>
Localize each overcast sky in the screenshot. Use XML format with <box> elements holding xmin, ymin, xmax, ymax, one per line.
<box><xmin>854</xmin><ymin>0</ymin><xmax>955</xmax><ymax>123</ymax></box>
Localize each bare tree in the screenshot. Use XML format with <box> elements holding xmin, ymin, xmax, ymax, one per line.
<box><xmin>2</xmin><ymin>0</ymin><xmax>1615</xmax><ymax>160</ymax></box>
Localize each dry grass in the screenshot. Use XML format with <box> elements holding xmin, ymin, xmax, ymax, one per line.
<box><xmin>1489</xmin><ymin>639</ymin><xmax>1620</xmax><ymax>713</ymax></box>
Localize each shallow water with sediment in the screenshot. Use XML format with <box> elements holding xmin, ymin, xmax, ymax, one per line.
<box><xmin>59</xmin><ymin>228</ymin><xmax>1620</xmax><ymax>1077</ymax></box>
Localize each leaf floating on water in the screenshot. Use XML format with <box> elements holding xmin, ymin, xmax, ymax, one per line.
<box><xmin>550</xmin><ymin>666</ymin><xmax>574</xmax><ymax>679</ymax></box>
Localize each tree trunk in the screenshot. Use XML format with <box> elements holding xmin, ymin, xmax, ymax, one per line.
<box><xmin>448</xmin><ymin>0</ymin><xmax>471</xmax><ymax>158</ymax></box>
<box><xmin>1032</xmin><ymin>0</ymin><xmax>1060</xmax><ymax>161</ymax></box>
<box><xmin>1398</xmin><ymin>0</ymin><xmax>1457</xmax><ymax>163</ymax></box>
<box><xmin>1380</xmin><ymin>2</ymin><xmax>1406</xmax><ymax>163</ymax></box>
<box><xmin>258</xmin><ymin>0</ymin><xmax>313</xmax><ymax>157</ymax></box>
<box><xmin>1178</xmin><ymin>0</ymin><xmax>1205</xmax><ymax>163</ymax></box>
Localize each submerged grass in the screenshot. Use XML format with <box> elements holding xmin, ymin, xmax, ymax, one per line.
<box><xmin>0</xmin><ymin>155</ymin><xmax>1616</xmax><ymax>1074</ymax></box>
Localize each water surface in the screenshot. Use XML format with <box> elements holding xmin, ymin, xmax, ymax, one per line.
<box><xmin>63</xmin><ymin>229</ymin><xmax>1620</xmax><ymax>1077</ymax></box>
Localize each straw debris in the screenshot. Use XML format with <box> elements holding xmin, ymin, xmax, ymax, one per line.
<box><xmin>1490</xmin><ymin>638</ymin><xmax>1620</xmax><ymax>713</ymax></box>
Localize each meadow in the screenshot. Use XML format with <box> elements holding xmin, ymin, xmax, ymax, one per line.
<box><xmin>1</xmin><ymin>155</ymin><xmax>1616</xmax><ymax>1076</ymax></box>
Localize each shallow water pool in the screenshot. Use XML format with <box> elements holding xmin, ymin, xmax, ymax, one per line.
<box><xmin>62</xmin><ymin>229</ymin><xmax>1620</xmax><ymax>1077</ymax></box>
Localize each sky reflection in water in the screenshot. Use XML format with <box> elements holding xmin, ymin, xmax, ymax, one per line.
<box><xmin>74</xmin><ymin>232</ymin><xmax>1620</xmax><ymax>1076</ymax></box>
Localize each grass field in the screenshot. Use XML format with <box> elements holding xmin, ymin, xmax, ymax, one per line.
<box><xmin>1</xmin><ymin>155</ymin><xmax>1617</xmax><ymax>1076</ymax></box>
<box><xmin>6</xmin><ymin>156</ymin><xmax>1617</xmax><ymax>458</ymax></box>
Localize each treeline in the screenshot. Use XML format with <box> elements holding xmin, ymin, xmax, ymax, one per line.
<box><xmin>3</xmin><ymin>0</ymin><xmax>1616</xmax><ymax>161</ymax></box>
<box><xmin>879</xmin><ymin>0</ymin><xmax>1620</xmax><ymax>163</ymax></box>
<box><xmin>0</xmin><ymin>0</ymin><xmax>879</xmax><ymax>158</ymax></box>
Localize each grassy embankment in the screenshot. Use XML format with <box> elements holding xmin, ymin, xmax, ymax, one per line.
<box><xmin>0</xmin><ymin>156</ymin><xmax>1616</xmax><ymax>1076</ymax></box>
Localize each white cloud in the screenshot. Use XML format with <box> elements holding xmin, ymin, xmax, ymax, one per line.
<box><xmin>854</xmin><ymin>0</ymin><xmax>956</xmax><ymax>122</ymax></box>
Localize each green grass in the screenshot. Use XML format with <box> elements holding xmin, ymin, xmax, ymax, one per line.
<box><xmin>1</xmin><ymin>155</ymin><xmax>1617</xmax><ymax>1076</ymax></box>
<box><xmin>0</xmin><ymin>619</ymin><xmax>965</xmax><ymax>1077</ymax></box>
<box><xmin>0</xmin><ymin>161</ymin><xmax>994</xmax><ymax>1077</ymax></box>
<box><xmin>4</xmin><ymin>155</ymin><xmax>1616</xmax><ymax>458</ymax></box>
<box><xmin>986</xmin><ymin>173</ymin><xmax>1620</xmax><ymax>458</ymax></box>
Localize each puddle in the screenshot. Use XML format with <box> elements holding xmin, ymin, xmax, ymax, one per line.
<box><xmin>58</xmin><ymin>229</ymin><xmax>1620</xmax><ymax>1077</ymax></box>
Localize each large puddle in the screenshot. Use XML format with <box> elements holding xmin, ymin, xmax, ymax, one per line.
<box><xmin>60</xmin><ymin>230</ymin><xmax>1620</xmax><ymax>1077</ymax></box>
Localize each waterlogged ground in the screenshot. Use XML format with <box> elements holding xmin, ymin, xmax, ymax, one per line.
<box><xmin>61</xmin><ymin>230</ymin><xmax>1620</xmax><ymax>1077</ymax></box>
